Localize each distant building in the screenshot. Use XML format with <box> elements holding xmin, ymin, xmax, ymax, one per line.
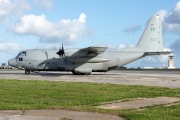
<box><xmin>1</xmin><ymin>63</ymin><xmax>7</xmax><ymax>69</ymax></box>
<box><xmin>143</xmin><ymin>67</ymin><xmax>154</xmax><ymax>69</ymax></box>
<box><xmin>168</xmin><ymin>56</ymin><xmax>175</xmax><ymax>69</ymax></box>
<box><xmin>1</xmin><ymin>63</ymin><xmax>12</xmax><ymax>69</ymax></box>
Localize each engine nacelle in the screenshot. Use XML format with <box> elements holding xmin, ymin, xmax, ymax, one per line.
<box><xmin>73</xmin><ymin>67</ymin><xmax>92</xmax><ymax>75</ymax></box>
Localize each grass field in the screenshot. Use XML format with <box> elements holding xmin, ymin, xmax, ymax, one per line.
<box><xmin>0</xmin><ymin>79</ymin><xmax>179</xmax><ymax>120</ymax></box>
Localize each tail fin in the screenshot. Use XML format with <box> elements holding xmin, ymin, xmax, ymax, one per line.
<box><xmin>136</xmin><ymin>15</ymin><xmax>163</xmax><ymax>52</ymax></box>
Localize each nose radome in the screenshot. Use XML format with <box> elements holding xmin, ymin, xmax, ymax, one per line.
<box><xmin>8</xmin><ymin>58</ymin><xmax>17</xmax><ymax>68</ymax></box>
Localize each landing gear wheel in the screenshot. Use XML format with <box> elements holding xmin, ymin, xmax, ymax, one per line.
<box><xmin>72</xmin><ymin>71</ymin><xmax>77</xmax><ymax>75</ymax></box>
<box><xmin>25</xmin><ymin>70</ymin><xmax>30</xmax><ymax>74</ymax></box>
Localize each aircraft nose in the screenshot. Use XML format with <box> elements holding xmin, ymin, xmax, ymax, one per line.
<box><xmin>8</xmin><ymin>58</ymin><xmax>17</xmax><ymax>68</ymax></box>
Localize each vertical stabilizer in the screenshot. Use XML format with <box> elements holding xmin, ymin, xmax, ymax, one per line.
<box><xmin>136</xmin><ymin>15</ymin><xmax>163</xmax><ymax>52</ymax></box>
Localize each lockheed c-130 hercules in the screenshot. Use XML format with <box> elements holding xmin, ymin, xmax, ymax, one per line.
<box><xmin>8</xmin><ymin>15</ymin><xmax>171</xmax><ymax>75</ymax></box>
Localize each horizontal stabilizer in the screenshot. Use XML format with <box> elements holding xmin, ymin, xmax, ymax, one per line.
<box><xmin>144</xmin><ymin>51</ymin><xmax>172</xmax><ymax>56</ymax></box>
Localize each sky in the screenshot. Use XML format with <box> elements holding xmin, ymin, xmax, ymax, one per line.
<box><xmin>1</xmin><ymin>0</ymin><xmax>180</xmax><ymax>68</ymax></box>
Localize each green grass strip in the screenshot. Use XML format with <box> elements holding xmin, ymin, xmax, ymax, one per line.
<box><xmin>0</xmin><ymin>79</ymin><xmax>179</xmax><ymax>120</ymax></box>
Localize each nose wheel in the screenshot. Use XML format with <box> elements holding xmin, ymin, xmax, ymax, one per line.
<box><xmin>25</xmin><ymin>70</ymin><xmax>30</xmax><ymax>74</ymax></box>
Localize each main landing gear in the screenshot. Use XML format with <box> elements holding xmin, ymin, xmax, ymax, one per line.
<box><xmin>25</xmin><ymin>70</ymin><xmax>30</xmax><ymax>74</ymax></box>
<box><xmin>72</xmin><ymin>71</ymin><xmax>91</xmax><ymax>75</ymax></box>
<box><xmin>25</xmin><ymin>70</ymin><xmax>40</xmax><ymax>74</ymax></box>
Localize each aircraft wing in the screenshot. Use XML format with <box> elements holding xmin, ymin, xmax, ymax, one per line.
<box><xmin>65</xmin><ymin>46</ymin><xmax>110</xmax><ymax>63</ymax></box>
<box><xmin>80</xmin><ymin>46</ymin><xmax>108</xmax><ymax>54</ymax></box>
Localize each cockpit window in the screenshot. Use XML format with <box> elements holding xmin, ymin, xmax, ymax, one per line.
<box><xmin>21</xmin><ymin>51</ymin><xmax>26</xmax><ymax>56</ymax></box>
<box><xmin>15</xmin><ymin>51</ymin><xmax>26</xmax><ymax>59</ymax></box>
<box><xmin>15</xmin><ymin>53</ymin><xmax>21</xmax><ymax>59</ymax></box>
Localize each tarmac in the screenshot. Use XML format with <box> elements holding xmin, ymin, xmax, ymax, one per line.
<box><xmin>0</xmin><ymin>70</ymin><xmax>180</xmax><ymax>88</ymax></box>
<box><xmin>0</xmin><ymin>69</ymin><xmax>180</xmax><ymax>120</ymax></box>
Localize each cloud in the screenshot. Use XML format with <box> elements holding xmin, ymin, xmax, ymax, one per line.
<box><xmin>107</xmin><ymin>43</ymin><xmax>134</xmax><ymax>50</ymax></box>
<box><xmin>124</xmin><ymin>24</ymin><xmax>141</xmax><ymax>34</ymax></box>
<box><xmin>156</xmin><ymin>1</ymin><xmax>180</xmax><ymax>62</ymax></box>
<box><xmin>45</xmin><ymin>43</ymin><xmax>74</xmax><ymax>50</ymax></box>
<box><xmin>170</xmin><ymin>39</ymin><xmax>180</xmax><ymax>56</ymax></box>
<box><xmin>10</xmin><ymin>13</ymin><xmax>93</xmax><ymax>43</ymax></box>
<box><xmin>143</xmin><ymin>56</ymin><xmax>158</xmax><ymax>63</ymax></box>
<box><xmin>0</xmin><ymin>41</ymin><xmax>21</xmax><ymax>54</ymax></box>
<box><xmin>34</xmin><ymin>0</ymin><xmax>53</xmax><ymax>9</ymax></box>
<box><xmin>0</xmin><ymin>0</ymin><xmax>54</xmax><ymax>24</ymax></box>
<box><xmin>118</xmin><ymin>44</ymin><xmax>126</xmax><ymax>49</ymax></box>
<box><xmin>157</xmin><ymin>1</ymin><xmax>180</xmax><ymax>34</ymax></box>
<box><xmin>0</xmin><ymin>0</ymin><xmax>30</xmax><ymax>23</ymax></box>
<box><xmin>164</xmin><ymin>2</ymin><xmax>180</xmax><ymax>24</ymax></box>
<box><xmin>159</xmin><ymin>48</ymin><xmax>173</xmax><ymax>63</ymax></box>
<box><xmin>142</xmin><ymin>48</ymin><xmax>172</xmax><ymax>67</ymax></box>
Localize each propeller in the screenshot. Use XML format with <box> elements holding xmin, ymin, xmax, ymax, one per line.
<box><xmin>57</xmin><ymin>44</ymin><xmax>65</xmax><ymax>64</ymax></box>
<box><xmin>57</xmin><ymin>44</ymin><xmax>65</xmax><ymax>57</ymax></box>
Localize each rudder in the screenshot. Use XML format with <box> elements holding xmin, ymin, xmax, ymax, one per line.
<box><xmin>136</xmin><ymin>15</ymin><xmax>163</xmax><ymax>52</ymax></box>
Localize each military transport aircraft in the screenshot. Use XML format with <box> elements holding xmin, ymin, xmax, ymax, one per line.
<box><xmin>8</xmin><ymin>15</ymin><xmax>171</xmax><ymax>75</ymax></box>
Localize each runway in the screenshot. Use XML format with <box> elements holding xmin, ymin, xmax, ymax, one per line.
<box><xmin>0</xmin><ymin>69</ymin><xmax>180</xmax><ymax>88</ymax></box>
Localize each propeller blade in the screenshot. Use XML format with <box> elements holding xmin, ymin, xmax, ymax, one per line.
<box><xmin>62</xmin><ymin>43</ymin><xmax>64</xmax><ymax>50</ymax></box>
<box><xmin>56</xmin><ymin>43</ymin><xmax>65</xmax><ymax>64</ymax></box>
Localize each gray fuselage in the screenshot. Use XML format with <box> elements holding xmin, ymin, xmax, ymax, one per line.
<box><xmin>9</xmin><ymin>49</ymin><xmax>144</xmax><ymax>73</ymax></box>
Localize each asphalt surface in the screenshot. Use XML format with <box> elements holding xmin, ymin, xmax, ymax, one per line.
<box><xmin>0</xmin><ymin>69</ymin><xmax>180</xmax><ymax>120</ymax></box>
<box><xmin>0</xmin><ymin>70</ymin><xmax>180</xmax><ymax>88</ymax></box>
